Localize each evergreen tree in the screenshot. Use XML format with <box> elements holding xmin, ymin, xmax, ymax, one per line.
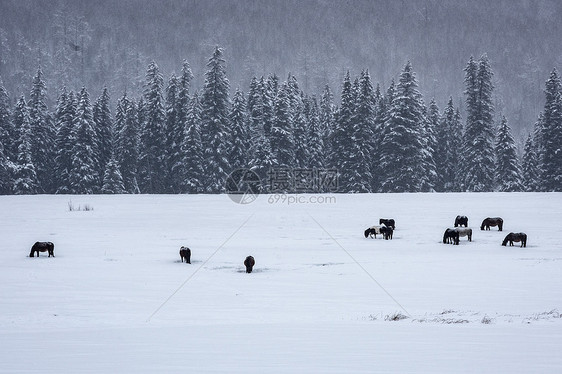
<box><xmin>181</xmin><ymin>93</ymin><xmax>204</xmax><ymax>193</ymax></box>
<box><xmin>0</xmin><ymin>138</ymin><xmax>10</xmax><ymax>194</ymax></box>
<box><xmin>540</xmin><ymin>69</ymin><xmax>562</xmax><ymax>191</ymax></box>
<box><xmin>101</xmin><ymin>154</ymin><xmax>126</xmax><ymax>194</ymax></box>
<box><xmin>69</xmin><ymin>87</ymin><xmax>98</xmax><ymax>194</ymax></box>
<box><xmin>522</xmin><ymin>133</ymin><xmax>540</xmax><ymax>191</ymax></box>
<box><xmin>329</xmin><ymin>71</ymin><xmax>354</xmax><ymax>191</ymax></box>
<box><xmin>435</xmin><ymin>97</ymin><xmax>463</xmax><ymax>191</ymax></box>
<box><xmin>347</xmin><ymin>70</ymin><xmax>375</xmax><ymax>192</ymax></box>
<box><xmin>12</xmin><ymin>96</ymin><xmax>38</xmax><ymax>194</ymax></box>
<box><xmin>461</xmin><ymin>54</ymin><xmax>496</xmax><ymax>191</ymax></box>
<box><xmin>93</xmin><ymin>87</ymin><xmax>113</xmax><ymax>189</ymax></box>
<box><xmin>379</xmin><ymin>62</ymin><xmax>425</xmax><ymax>192</ymax></box>
<box><xmin>495</xmin><ymin>115</ymin><xmax>523</xmax><ymax>191</ymax></box>
<box><xmin>54</xmin><ymin>89</ymin><xmax>77</xmax><ymax>194</ymax></box>
<box><xmin>168</xmin><ymin>61</ymin><xmax>193</xmax><ymax>193</ymax></box>
<box><xmin>0</xmin><ymin>77</ymin><xmax>14</xmax><ymax>162</ymax></box>
<box><xmin>305</xmin><ymin>96</ymin><xmax>324</xmax><ymax>169</ymax></box>
<box><xmin>200</xmin><ymin>47</ymin><xmax>231</xmax><ymax>193</ymax></box>
<box><xmin>419</xmin><ymin>99</ymin><xmax>438</xmax><ymax>191</ymax></box>
<box><xmin>319</xmin><ymin>85</ymin><xmax>335</xmax><ymax>165</ymax></box>
<box><xmin>270</xmin><ymin>83</ymin><xmax>294</xmax><ymax>169</ymax></box>
<box><xmin>228</xmin><ymin>89</ymin><xmax>249</xmax><ymax>170</ymax></box>
<box><xmin>28</xmin><ymin>67</ymin><xmax>55</xmax><ymax>193</ymax></box>
<box><xmin>116</xmin><ymin>94</ymin><xmax>140</xmax><ymax>193</ymax></box>
<box><xmin>138</xmin><ymin>61</ymin><xmax>166</xmax><ymax>193</ymax></box>
<box><xmin>164</xmin><ymin>73</ymin><xmax>179</xmax><ymax>192</ymax></box>
<box><xmin>293</xmin><ymin>100</ymin><xmax>309</xmax><ymax>169</ymax></box>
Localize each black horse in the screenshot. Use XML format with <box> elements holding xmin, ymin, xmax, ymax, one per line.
<box><xmin>380</xmin><ymin>225</ymin><xmax>393</xmax><ymax>240</ymax></box>
<box><xmin>379</xmin><ymin>219</ymin><xmax>395</xmax><ymax>229</ymax></box>
<box><xmin>244</xmin><ymin>256</ymin><xmax>255</xmax><ymax>273</ymax></box>
<box><xmin>481</xmin><ymin>217</ymin><xmax>503</xmax><ymax>231</ymax></box>
<box><xmin>179</xmin><ymin>246</ymin><xmax>191</xmax><ymax>263</ymax></box>
<box><xmin>364</xmin><ymin>226</ymin><xmax>382</xmax><ymax>239</ymax></box>
<box><xmin>454</xmin><ymin>215</ymin><xmax>468</xmax><ymax>227</ymax></box>
<box><xmin>502</xmin><ymin>232</ymin><xmax>527</xmax><ymax>248</ymax></box>
<box><xmin>443</xmin><ymin>229</ymin><xmax>460</xmax><ymax>245</ymax></box>
<box><xmin>29</xmin><ymin>242</ymin><xmax>55</xmax><ymax>257</ymax></box>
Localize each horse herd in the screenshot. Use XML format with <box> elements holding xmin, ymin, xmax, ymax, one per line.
<box><xmin>27</xmin><ymin>215</ymin><xmax>528</xmax><ymax>272</ymax></box>
<box><xmin>364</xmin><ymin>216</ymin><xmax>527</xmax><ymax>248</ymax></box>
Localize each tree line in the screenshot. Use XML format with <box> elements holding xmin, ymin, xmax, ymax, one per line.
<box><xmin>0</xmin><ymin>47</ymin><xmax>561</xmax><ymax>195</ymax></box>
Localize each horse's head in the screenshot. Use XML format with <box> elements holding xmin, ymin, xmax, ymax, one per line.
<box><xmin>364</xmin><ymin>229</ymin><xmax>370</xmax><ymax>238</ymax></box>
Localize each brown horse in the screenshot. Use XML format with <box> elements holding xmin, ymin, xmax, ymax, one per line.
<box><xmin>502</xmin><ymin>233</ymin><xmax>527</xmax><ymax>248</ymax></box>
<box><xmin>481</xmin><ymin>217</ymin><xmax>503</xmax><ymax>231</ymax></box>
<box><xmin>29</xmin><ymin>242</ymin><xmax>55</xmax><ymax>257</ymax></box>
<box><xmin>379</xmin><ymin>219</ymin><xmax>396</xmax><ymax>230</ymax></box>
<box><xmin>179</xmin><ymin>247</ymin><xmax>191</xmax><ymax>263</ymax></box>
<box><xmin>244</xmin><ymin>256</ymin><xmax>255</xmax><ymax>273</ymax></box>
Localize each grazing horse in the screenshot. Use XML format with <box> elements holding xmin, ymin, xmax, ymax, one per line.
<box><xmin>454</xmin><ymin>227</ymin><xmax>472</xmax><ymax>242</ymax></box>
<box><xmin>380</xmin><ymin>225</ymin><xmax>393</xmax><ymax>240</ymax></box>
<box><xmin>502</xmin><ymin>233</ymin><xmax>527</xmax><ymax>248</ymax></box>
<box><xmin>443</xmin><ymin>229</ymin><xmax>460</xmax><ymax>245</ymax></box>
<box><xmin>179</xmin><ymin>246</ymin><xmax>191</xmax><ymax>263</ymax></box>
<box><xmin>244</xmin><ymin>256</ymin><xmax>255</xmax><ymax>273</ymax></box>
<box><xmin>454</xmin><ymin>216</ymin><xmax>468</xmax><ymax>227</ymax></box>
<box><xmin>379</xmin><ymin>219</ymin><xmax>395</xmax><ymax>230</ymax></box>
<box><xmin>29</xmin><ymin>242</ymin><xmax>55</xmax><ymax>257</ymax></box>
<box><xmin>364</xmin><ymin>226</ymin><xmax>383</xmax><ymax>238</ymax></box>
<box><xmin>481</xmin><ymin>217</ymin><xmax>503</xmax><ymax>231</ymax></box>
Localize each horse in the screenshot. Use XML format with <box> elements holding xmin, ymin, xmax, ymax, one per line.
<box><xmin>179</xmin><ymin>246</ymin><xmax>191</xmax><ymax>263</ymax></box>
<box><xmin>454</xmin><ymin>216</ymin><xmax>468</xmax><ymax>227</ymax></box>
<box><xmin>443</xmin><ymin>229</ymin><xmax>460</xmax><ymax>245</ymax></box>
<box><xmin>379</xmin><ymin>219</ymin><xmax>395</xmax><ymax>229</ymax></box>
<box><xmin>481</xmin><ymin>217</ymin><xmax>503</xmax><ymax>231</ymax></box>
<box><xmin>502</xmin><ymin>233</ymin><xmax>527</xmax><ymax>248</ymax></box>
<box><xmin>454</xmin><ymin>227</ymin><xmax>472</xmax><ymax>242</ymax></box>
<box><xmin>364</xmin><ymin>226</ymin><xmax>382</xmax><ymax>239</ymax></box>
<box><xmin>380</xmin><ymin>225</ymin><xmax>393</xmax><ymax>240</ymax></box>
<box><xmin>29</xmin><ymin>242</ymin><xmax>55</xmax><ymax>257</ymax></box>
<box><xmin>244</xmin><ymin>256</ymin><xmax>255</xmax><ymax>273</ymax></box>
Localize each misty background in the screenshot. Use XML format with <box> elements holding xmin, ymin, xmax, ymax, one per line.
<box><xmin>0</xmin><ymin>0</ymin><xmax>561</xmax><ymax>141</ymax></box>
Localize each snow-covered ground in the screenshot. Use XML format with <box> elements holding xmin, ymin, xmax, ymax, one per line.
<box><xmin>1</xmin><ymin>192</ymin><xmax>561</xmax><ymax>373</ymax></box>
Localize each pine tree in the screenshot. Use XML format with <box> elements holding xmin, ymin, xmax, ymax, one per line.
<box><xmin>435</xmin><ymin>97</ymin><xmax>463</xmax><ymax>191</ymax></box>
<box><xmin>181</xmin><ymin>93</ymin><xmax>204</xmax><ymax>193</ymax></box>
<box><xmin>69</xmin><ymin>87</ymin><xmax>98</xmax><ymax>194</ymax></box>
<box><xmin>138</xmin><ymin>61</ymin><xmax>166</xmax><ymax>193</ymax></box>
<box><xmin>0</xmin><ymin>77</ymin><xmax>15</xmax><ymax>162</ymax></box>
<box><xmin>522</xmin><ymin>133</ymin><xmax>540</xmax><ymax>191</ymax></box>
<box><xmin>93</xmin><ymin>87</ymin><xmax>113</xmax><ymax>190</ymax></box>
<box><xmin>305</xmin><ymin>96</ymin><xmax>324</xmax><ymax>169</ymax></box>
<box><xmin>347</xmin><ymin>70</ymin><xmax>375</xmax><ymax>192</ymax></box>
<box><xmin>329</xmin><ymin>71</ymin><xmax>354</xmax><ymax>191</ymax></box>
<box><xmin>228</xmin><ymin>89</ymin><xmax>249</xmax><ymax>170</ymax></box>
<box><xmin>169</xmin><ymin>61</ymin><xmax>193</xmax><ymax>193</ymax></box>
<box><xmin>0</xmin><ymin>139</ymin><xmax>10</xmax><ymax>194</ymax></box>
<box><xmin>28</xmin><ymin>67</ymin><xmax>55</xmax><ymax>193</ymax></box>
<box><xmin>495</xmin><ymin>115</ymin><xmax>523</xmax><ymax>191</ymax></box>
<box><xmin>293</xmin><ymin>100</ymin><xmax>309</xmax><ymax>169</ymax></box>
<box><xmin>540</xmin><ymin>69</ymin><xmax>562</xmax><ymax>191</ymax></box>
<box><xmin>270</xmin><ymin>83</ymin><xmax>294</xmax><ymax>170</ymax></box>
<box><xmin>319</xmin><ymin>85</ymin><xmax>335</xmax><ymax>166</ymax></box>
<box><xmin>12</xmin><ymin>96</ymin><xmax>38</xmax><ymax>194</ymax></box>
<box><xmin>54</xmin><ymin>89</ymin><xmax>77</xmax><ymax>194</ymax></box>
<box><xmin>101</xmin><ymin>154</ymin><xmax>126</xmax><ymax>194</ymax></box>
<box><xmin>379</xmin><ymin>62</ymin><xmax>425</xmax><ymax>192</ymax></box>
<box><xmin>200</xmin><ymin>47</ymin><xmax>231</xmax><ymax>193</ymax></box>
<box><xmin>419</xmin><ymin>99</ymin><xmax>438</xmax><ymax>191</ymax></box>
<box><xmin>164</xmin><ymin>73</ymin><xmax>178</xmax><ymax>192</ymax></box>
<box><xmin>116</xmin><ymin>94</ymin><xmax>140</xmax><ymax>193</ymax></box>
<box><xmin>461</xmin><ymin>54</ymin><xmax>496</xmax><ymax>191</ymax></box>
